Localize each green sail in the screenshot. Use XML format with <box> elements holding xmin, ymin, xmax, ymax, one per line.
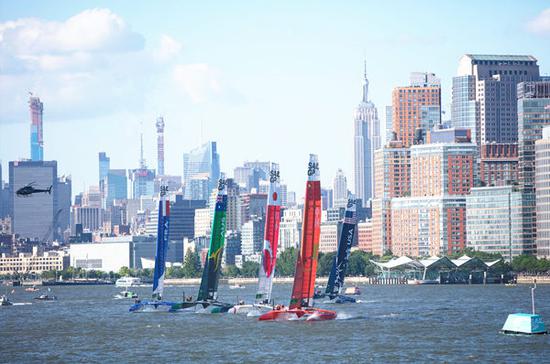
<box><xmin>197</xmin><ymin>179</ymin><xmax>228</xmax><ymax>301</ymax></box>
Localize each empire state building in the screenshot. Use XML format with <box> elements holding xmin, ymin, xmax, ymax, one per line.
<box><xmin>354</xmin><ymin>63</ymin><xmax>380</xmax><ymax>207</ymax></box>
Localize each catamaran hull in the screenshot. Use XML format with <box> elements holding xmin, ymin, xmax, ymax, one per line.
<box><xmin>195</xmin><ymin>301</ymin><xmax>234</xmax><ymax>314</ymax></box>
<box><xmin>129</xmin><ymin>301</ymin><xmax>176</xmax><ymax>313</ymax></box>
<box><xmin>169</xmin><ymin>302</ymin><xmax>197</xmax><ymax>312</ymax></box>
<box><xmin>228</xmin><ymin>304</ymin><xmax>273</xmax><ymax>316</ymax></box>
<box><xmin>324</xmin><ymin>295</ymin><xmax>357</xmax><ymax>304</ymax></box>
<box><xmin>259</xmin><ymin>307</ymin><xmax>337</xmax><ymax>321</ymax></box>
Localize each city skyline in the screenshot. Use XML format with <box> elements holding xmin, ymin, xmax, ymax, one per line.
<box><xmin>1</xmin><ymin>1</ymin><xmax>550</xmax><ymax>197</ymax></box>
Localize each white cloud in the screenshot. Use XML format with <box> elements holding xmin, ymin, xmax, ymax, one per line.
<box><xmin>0</xmin><ymin>9</ymin><xmax>228</xmax><ymax>124</ymax></box>
<box><xmin>173</xmin><ymin>63</ymin><xmax>221</xmax><ymax>103</ymax></box>
<box><xmin>154</xmin><ymin>34</ymin><xmax>183</xmax><ymax>62</ymax></box>
<box><xmin>0</xmin><ymin>9</ymin><xmax>144</xmax><ymax>56</ymax></box>
<box><xmin>527</xmin><ymin>8</ymin><xmax>550</xmax><ymax>36</ymax></box>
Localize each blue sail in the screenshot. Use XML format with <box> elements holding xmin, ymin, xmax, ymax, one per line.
<box><xmin>325</xmin><ymin>199</ymin><xmax>357</xmax><ymax>299</ymax></box>
<box><xmin>152</xmin><ymin>190</ymin><xmax>170</xmax><ymax>300</ymax></box>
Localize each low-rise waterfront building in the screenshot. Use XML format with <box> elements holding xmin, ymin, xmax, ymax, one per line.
<box><xmin>0</xmin><ymin>247</ymin><xmax>68</xmax><ymax>275</ymax></box>
<box><xmin>69</xmin><ymin>236</ymin><xmax>183</xmax><ymax>272</ymax></box>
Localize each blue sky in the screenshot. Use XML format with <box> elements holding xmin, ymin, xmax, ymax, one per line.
<box><xmin>1</xmin><ymin>1</ymin><xmax>549</xmax><ymax>198</ymax></box>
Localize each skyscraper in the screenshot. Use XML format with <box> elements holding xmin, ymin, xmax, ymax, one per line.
<box><xmin>392</xmin><ymin>72</ymin><xmax>441</xmax><ymax>147</ymax></box>
<box><xmin>98</xmin><ymin>152</ymin><xmax>110</xmax><ymax>184</ymax></box>
<box><xmin>332</xmin><ymin>169</ymin><xmax>348</xmax><ymax>209</ymax></box>
<box><xmin>98</xmin><ymin>152</ymin><xmax>110</xmax><ymax>205</ymax></box>
<box><xmin>29</xmin><ymin>96</ymin><xmax>44</xmax><ymax>161</ymax></box>
<box><xmin>536</xmin><ymin>126</ymin><xmax>550</xmax><ymax>258</ymax></box>
<box><xmin>391</xmin><ymin>138</ymin><xmax>477</xmax><ymax>256</ymax></box>
<box><xmin>452</xmin><ymin>54</ymin><xmax>540</xmax><ymax>145</ymax></box>
<box><xmin>467</xmin><ymin>185</ymin><xmax>530</xmax><ymax>261</ymax></box>
<box><xmin>156</xmin><ymin>117</ymin><xmax>165</xmax><ymax>176</ymax></box>
<box><xmin>385</xmin><ymin>105</ymin><xmax>393</xmax><ymax>144</ymax></box>
<box><xmin>105</xmin><ymin>169</ymin><xmax>128</xmax><ymax>206</ymax></box>
<box><xmin>56</xmin><ymin>176</ymin><xmax>72</xmax><ymax>239</ymax></box>
<box><xmin>129</xmin><ymin>135</ymin><xmax>155</xmax><ymax>199</ymax></box>
<box><xmin>10</xmin><ymin>160</ymin><xmax>57</xmax><ymax>241</ymax></box>
<box><xmin>354</xmin><ymin>63</ymin><xmax>380</xmax><ymax>206</ymax></box>
<box><xmin>183</xmin><ymin>141</ymin><xmax>220</xmax><ymax>198</ymax></box>
<box><xmin>371</xmin><ymin>138</ymin><xmax>410</xmax><ymax>255</ymax></box>
<box><xmin>517</xmin><ymin>81</ymin><xmax>550</xmax><ymax>189</ymax></box>
<box><xmin>169</xmin><ymin>196</ymin><xmax>206</xmax><ymax>241</ymax></box>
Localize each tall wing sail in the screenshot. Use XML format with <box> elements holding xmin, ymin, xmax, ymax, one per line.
<box><xmin>326</xmin><ymin>199</ymin><xmax>357</xmax><ymax>298</ymax></box>
<box><xmin>290</xmin><ymin>154</ymin><xmax>321</xmax><ymax>309</ymax></box>
<box><xmin>152</xmin><ymin>186</ymin><xmax>170</xmax><ymax>300</ymax></box>
<box><xmin>198</xmin><ymin>179</ymin><xmax>228</xmax><ymax>301</ymax></box>
<box><xmin>255</xmin><ymin>164</ymin><xmax>282</xmax><ymax>304</ymax></box>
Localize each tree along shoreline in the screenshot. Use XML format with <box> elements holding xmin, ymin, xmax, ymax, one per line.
<box><xmin>5</xmin><ymin>248</ymin><xmax>550</xmax><ymax>281</ymax></box>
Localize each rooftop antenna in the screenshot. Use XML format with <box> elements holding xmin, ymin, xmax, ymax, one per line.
<box><xmin>362</xmin><ymin>58</ymin><xmax>369</xmax><ymax>103</ymax></box>
<box><xmin>139</xmin><ymin>121</ymin><xmax>146</xmax><ymax>169</ymax></box>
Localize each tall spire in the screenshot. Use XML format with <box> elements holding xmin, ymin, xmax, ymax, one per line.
<box><xmin>362</xmin><ymin>59</ymin><xmax>369</xmax><ymax>103</ymax></box>
<box><xmin>140</xmin><ymin>131</ymin><xmax>146</xmax><ymax>169</ymax></box>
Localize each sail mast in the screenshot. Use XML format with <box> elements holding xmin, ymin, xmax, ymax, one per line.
<box><xmin>198</xmin><ymin>178</ymin><xmax>228</xmax><ymax>301</ymax></box>
<box><xmin>289</xmin><ymin>154</ymin><xmax>321</xmax><ymax>309</ymax></box>
<box><xmin>255</xmin><ymin>164</ymin><xmax>282</xmax><ymax>304</ymax></box>
<box><xmin>325</xmin><ymin>199</ymin><xmax>357</xmax><ymax>298</ymax></box>
<box><xmin>152</xmin><ymin>185</ymin><xmax>170</xmax><ymax>300</ymax></box>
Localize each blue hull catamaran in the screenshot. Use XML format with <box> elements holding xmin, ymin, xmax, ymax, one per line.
<box><xmin>129</xmin><ymin>186</ymin><xmax>176</xmax><ymax>313</ymax></box>
<box><xmin>323</xmin><ymin>198</ymin><xmax>359</xmax><ymax>304</ymax></box>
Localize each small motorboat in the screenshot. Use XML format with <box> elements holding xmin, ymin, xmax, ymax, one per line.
<box><xmin>25</xmin><ymin>286</ymin><xmax>40</xmax><ymax>292</ymax></box>
<box><xmin>1</xmin><ymin>295</ymin><xmax>13</xmax><ymax>306</ymax></box>
<box><xmin>115</xmin><ymin>290</ymin><xmax>138</xmax><ymax>299</ymax></box>
<box><xmin>116</xmin><ymin>277</ymin><xmax>141</xmax><ymax>287</ymax></box>
<box><xmin>229</xmin><ymin>284</ymin><xmax>245</xmax><ymax>290</ymax></box>
<box><xmin>344</xmin><ymin>286</ymin><xmax>361</xmax><ymax>295</ymax></box>
<box><xmin>34</xmin><ymin>294</ymin><xmax>57</xmax><ymax>301</ymax></box>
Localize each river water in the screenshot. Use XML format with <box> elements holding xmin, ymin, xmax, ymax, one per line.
<box><xmin>1</xmin><ymin>283</ymin><xmax>549</xmax><ymax>363</ymax></box>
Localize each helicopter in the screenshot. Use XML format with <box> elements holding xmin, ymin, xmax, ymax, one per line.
<box><xmin>16</xmin><ymin>182</ymin><xmax>53</xmax><ymax>197</ymax></box>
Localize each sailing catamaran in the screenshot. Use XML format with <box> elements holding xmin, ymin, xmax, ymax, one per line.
<box><xmin>259</xmin><ymin>155</ymin><xmax>337</xmax><ymax>321</ymax></box>
<box><xmin>194</xmin><ymin>178</ymin><xmax>234</xmax><ymax>313</ymax></box>
<box><xmin>324</xmin><ymin>198</ymin><xmax>359</xmax><ymax>304</ymax></box>
<box><xmin>229</xmin><ymin>164</ymin><xmax>282</xmax><ymax>315</ymax></box>
<box><xmin>129</xmin><ymin>186</ymin><xmax>176</xmax><ymax>312</ymax></box>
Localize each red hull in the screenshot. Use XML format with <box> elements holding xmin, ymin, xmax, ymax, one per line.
<box><xmin>258</xmin><ymin>307</ymin><xmax>336</xmax><ymax>321</ymax></box>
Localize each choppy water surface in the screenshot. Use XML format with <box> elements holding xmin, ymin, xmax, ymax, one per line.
<box><xmin>1</xmin><ymin>284</ymin><xmax>549</xmax><ymax>363</ymax></box>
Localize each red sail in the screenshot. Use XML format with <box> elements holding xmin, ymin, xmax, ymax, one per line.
<box><xmin>290</xmin><ymin>155</ymin><xmax>321</xmax><ymax>309</ymax></box>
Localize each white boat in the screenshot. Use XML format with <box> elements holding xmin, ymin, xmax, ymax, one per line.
<box><xmin>344</xmin><ymin>286</ymin><xmax>361</xmax><ymax>295</ymax></box>
<box><xmin>407</xmin><ymin>279</ymin><xmax>439</xmax><ymax>285</ymax></box>
<box><xmin>1</xmin><ymin>294</ymin><xmax>13</xmax><ymax>306</ymax></box>
<box><xmin>229</xmin><ymin>284</ymin><xmax>245</xmax><ymax>290</ymax></box>
<box><xmin>116</xmin><ymin>277</ymin><xmax>141</xmax><ymax>287</ymax></box>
